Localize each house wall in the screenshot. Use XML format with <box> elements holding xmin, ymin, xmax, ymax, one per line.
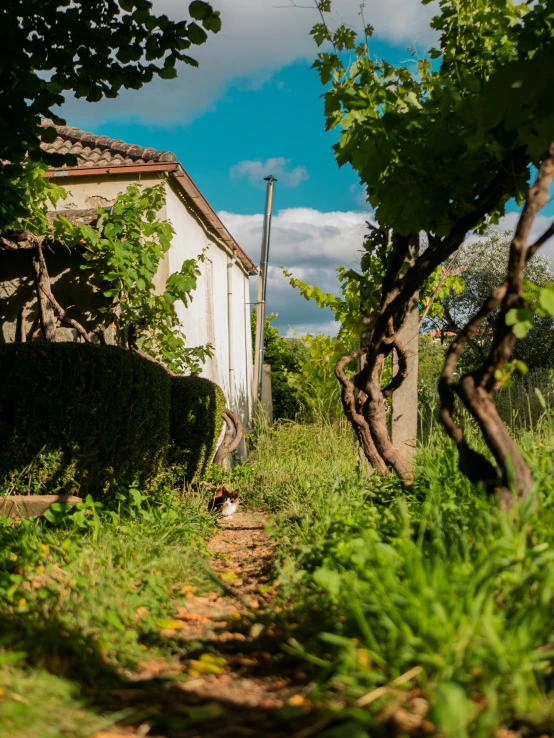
<box><xmin>164</xmin><ymin>181</ymin><xmax>253</xmax><ymax>434</ymax></box>
<box><xmin>48</xmin><ymin>172</ymin><xmax>254</xmax><ymax>431</ymax></box>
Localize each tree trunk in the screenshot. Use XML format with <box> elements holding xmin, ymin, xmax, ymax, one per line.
<box><xmin>213</xmin><ymin>409</ymin><xmax>243</xmax><ymax>467</ymax></box>
<box><xmin>16</xmin><ymin>306</ymin><xmax>27</xmax><ymax>342</ymax></box>
<box><xmin>32</xmin><ymin>242</ymin><xmax>56</xmax><ymax>341</ymax></box>
<box><xmin>391</xmin><ymin>294</ymin><xmax>419</xmax><ymax>470</ymax></box>
<box><xmin>439</xmin><ymin>144</ymin><xmax>554</xmax><ymax>502</ymax></box>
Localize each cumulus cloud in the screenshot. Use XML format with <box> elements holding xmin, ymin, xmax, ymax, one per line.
<box><xmin>219</xmin><ymin>206</ymin><xmax>554</xmax><ymax>336</ymax></box>
<box><xmin>220</xmin><ymin>207</ymin><xmax>372</xmax><ymax>334</ymax></box>
<box><xmin>230</xmin><ymin>158</ymin><xmax>308</xmax><ymax>188</ymax></box>
<box><xmin>493</xmin><ymin>212</ymin><xmax>554</xmax><ymax>264</ymax></box>
<box><xmin>60</xmin><ymin>0</ymin><xmax>437</xmax><ymax>126</ymax></box>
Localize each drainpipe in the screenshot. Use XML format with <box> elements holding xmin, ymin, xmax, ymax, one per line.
<box><xmin>253</xmin><ymin>175</ymin><xmax>277</xmax><ymax>403</ymax></box>
<box><xmin>227</xmin><ymin>254</ymin><xmax>235</xmax><ymax>408</ymax></box>
<box><xmin>244</xmin><ymin>277</ymin><xmax>252</xmax><ymax>422</ymax></box>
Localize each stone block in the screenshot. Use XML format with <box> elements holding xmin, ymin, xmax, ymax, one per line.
<box><xmin>0</xmin><ymin>495</ymin><xmax>82</xmax><ymax>519</ymax></box>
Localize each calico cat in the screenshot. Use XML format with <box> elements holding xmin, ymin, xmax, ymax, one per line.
<box><xmin>208</xmin><ymin>487</ymin><xmax>240</xmax><ymax>517</ymax></box>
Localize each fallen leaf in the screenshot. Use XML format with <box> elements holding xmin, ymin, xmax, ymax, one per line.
<box><xmin>156</xmin><ymin>619</ymin><xmax>187</xmax><ymax>631</ymax></box>
<box><xmin>220</xmin><ymin>572</ymin><xmax>240</xmax><ymax>582</ymax></box>
<box><xmin>287</xmin><ymin>694</ymin><xmax>306</xmax><ymax>706</ymax></box>
<box><xmin>392</xmin><ymin>708</ymin><xmax>424</xmax><ymax>735</ymax></box>
<box><xmin>176</xmin><ymin>610</ymin><xmax>207</xmax><ymax>622</ymax></box>
<box><xmin>250</xmin><ymin>623</ymin><xmax>264</xmax><ymax>638</ymax></box>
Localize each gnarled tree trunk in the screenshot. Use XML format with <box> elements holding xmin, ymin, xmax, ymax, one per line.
<box><xmin>439</xmin><ymin>144</ymin><xmax>554</xmax><ymax>502</ymax></box>
<box><xmin>335</xmin><ymin>234</ymin><xmax>418</xmax><ymax>482</ymax></box>
<box><xmin>213</xmin><ymin>409</ymin><xmax>243</xmax><ymax>467</ymax></box>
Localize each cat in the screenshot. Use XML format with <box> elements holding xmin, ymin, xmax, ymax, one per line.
<box><xmin>208</xmin><ymin>487</ymin><xmax>240</xmax><ymax>517</ymax></box>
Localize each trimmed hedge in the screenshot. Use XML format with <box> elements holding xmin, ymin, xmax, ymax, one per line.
<box><xmin>0</xmin><ymin>343</ymin><xmax>226</xmax><ymax>497</ymax></box>
<box><xmin>0</xmin><ymin>343</ymin><xmax>171</xmax><ymax>497</ymax></box>
<box><xmin>169</xmin><ymin>375</ymin><xmax>226</xmax><ymax>483</ymax></box>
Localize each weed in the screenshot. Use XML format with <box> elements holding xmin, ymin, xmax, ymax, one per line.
<box><xmin>240</xmin><ymin>412</ymin><xmax>554</xmax><ymax>735</ymax></box>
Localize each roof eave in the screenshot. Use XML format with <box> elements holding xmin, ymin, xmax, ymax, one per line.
<box><xmin>44</xmin><ymin>163</ymin><xmax>257</xmax><ymax>276</ymax></box>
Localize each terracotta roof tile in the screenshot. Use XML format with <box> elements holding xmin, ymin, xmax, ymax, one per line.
<box><xmin>40</xmin><ymin>121</ymin><xmax>257</xmax><ymax>275</ymax></box>
<box><xmin>40</xmin><ymin>120</ymin><xmax>177</xmax><ymax>168</ymax></box>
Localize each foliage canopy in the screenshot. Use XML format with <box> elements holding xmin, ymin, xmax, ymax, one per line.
<box><xmin>0</xmin><ymin>0</ymin><xmax>221</xmax><ymax>229</ymax></box>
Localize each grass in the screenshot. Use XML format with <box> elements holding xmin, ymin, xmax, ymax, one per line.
<box><xmin>0</xmin><ymin>475</ymin><xmax>217</xmax><ymax>737</ymax></box>
<box><xmin>238</xmin><ymin>409</ymin><xmax>554</xmax><ymax>736</ymax></box>
<box><xmin>0</xmin><ymin>652</ymin><xmax>111</xmax><ymax>738</ymax></box>
<box><xmin>2</xmin><ymin>387</ymin><xmax>554</xmax><ymax>737</ymax></box>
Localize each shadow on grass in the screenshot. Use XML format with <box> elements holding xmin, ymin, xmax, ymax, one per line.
<box><xmin>0</xmin><ymin>609</ymin><xmax>331</xmax><ymax>738</ymax></box>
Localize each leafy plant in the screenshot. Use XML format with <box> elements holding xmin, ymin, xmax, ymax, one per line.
<box><xmin>308</xmin><ymin>0</ymin><xmax>554</xmax><ymax>495</ymax></box>
<box><xmin>55</xmin><ymin>182</ymin><xmax>212</xmax><ymax>373</ymax></box>
<box><xmin>0</xmin><ymin>0</ymin><xmax>221</xmax><ymax>230</ymax></box>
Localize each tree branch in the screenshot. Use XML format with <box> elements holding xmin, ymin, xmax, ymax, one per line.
<box><xmin>213</xmin><ymin>409</ymin><xmax>243</xmax><ymax>467</ymax></box>
<box><xmin>335</xmin><ymin>349</ymin><xmax>388</xmax><ymax>475</ymax></box>
<box><xmin>39</xmin><ymin>283</ymin><xmax>91</xmax><ymax>343</ymax></box>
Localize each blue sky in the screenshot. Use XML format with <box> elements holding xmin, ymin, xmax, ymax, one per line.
<box><xmin>61</xmin><ymin>0</ymin><xmax>554</xmax><ymax>336</ymax></box>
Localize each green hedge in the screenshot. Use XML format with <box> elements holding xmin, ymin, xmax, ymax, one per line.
<box><xmin>0</xmin><ymin>344</ymin><xmax>226</xmax><ymax>497</ymax></box>
<box><xmin>0</xmin><ymin>343</ymin><xmax>171</xmax><ymax>497</ymax></box>
<box><xmin>169</xmin><ymin>375</ymin><xmax>225</xmax><ymax>483</ymax></box>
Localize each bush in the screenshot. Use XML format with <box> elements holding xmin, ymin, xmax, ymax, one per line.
<box><xmin>0</xmin><ymin>343</ymin><xmax>171</xmax><ymax>498</ymax></box>
<box><xmin>169</xmin><ymin>375</ymin><xmax>225</xmax><ymax>482</ymax></box>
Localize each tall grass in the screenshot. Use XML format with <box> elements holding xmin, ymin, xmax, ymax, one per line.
<box><xmin>241</xmin><ymin>407</ymin><xmax>554</xmax><ymax>735</ymax></box>
<box><xmin>418</xmin><ymin>368</ymin><xmax>554</xmax><ymax>446</ymax></box>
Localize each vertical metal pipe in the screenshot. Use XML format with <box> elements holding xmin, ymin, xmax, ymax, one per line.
<box><xmin>253</xmin><ymin>176</ymin><xmax>277</xmax><ymax>403</ymax></box>
<box><xmin>227</xmin><ymin>255</ymin><xmax>235</xmax><ymax>408</ymax></box>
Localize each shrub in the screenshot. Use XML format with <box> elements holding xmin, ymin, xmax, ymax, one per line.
<box><xmin>0</xmin><ymin>343</ymin><xmax>171</xmax><ymax>498</ymax></box>
<box><xmin>168</xmin><ymin>375</ymin><xmax>225</xmax><ymax>482</ymax></box>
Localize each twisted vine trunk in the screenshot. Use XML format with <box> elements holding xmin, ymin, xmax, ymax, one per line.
<box><xmin>32</xmin><ymin>240</ymin><xmax>91</xmax><ymax>342</ymax></box>
<box><xmin>213</xmin><ymin>409</ymin><xmax>243</xmax><ymax>467</ymax></box>
<box><xmin>335</xmin><ymin>235</ymin><xmax>419</xmax><ymax>482</ymax></box>
<box><xmin>439</xmin><ymin>144</ymin><xmax>554</xmax><ymax>502</ymax></box>
<box><xmin>333</xmin><ymin>149</ymin><xmax>532</xmax><ymax>490</ymax></box>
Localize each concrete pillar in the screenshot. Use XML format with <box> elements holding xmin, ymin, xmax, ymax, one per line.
<box><xmin>391</xmin><ymin>296</ymin><xmax>419</xmax><ymax>468</ymax></box>
<box><xmin>261</xmin><ymin>363</ymin><xmax>273</xmax><ymax>425</ymax></box>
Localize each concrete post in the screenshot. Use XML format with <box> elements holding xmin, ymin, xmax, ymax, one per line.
<box><xmin>261</xmin><ymin>364</ymin><xmax>274</xmax><ymax>425</ymax></box>
<box><xmin>391</xmin><ymin>295</ymin><xmax>419</xmax><ymax>468</ymax></box>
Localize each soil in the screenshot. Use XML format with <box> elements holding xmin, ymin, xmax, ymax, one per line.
<box><xmin>92</xmin><ymin>512</ymin><xmax>329</xmax><ymax>738</ymax></box>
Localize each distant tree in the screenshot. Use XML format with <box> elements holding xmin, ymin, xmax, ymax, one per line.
<box><xmin>251</xmin><ymin>312</ymin><xmax>307</xmax><ymax>420</ymax></box>
<box><xmin>0</xmin><ymin>0</ymin><xmax>221</xmax><ymax>229</ymax></box>
<box><xmin>433</xmin><ymin>231</ymin><xmax>554</xmax><ymax>372</ymax></box>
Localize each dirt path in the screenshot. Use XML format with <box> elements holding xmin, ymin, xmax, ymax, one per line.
<box><xmin>94</xmin><ymin>512</ymin><xmax>327</xmax><ymax>738</ymax></box>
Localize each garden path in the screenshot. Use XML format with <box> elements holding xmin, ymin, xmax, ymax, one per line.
<box><xmin>92</xmin><ymin>511</ymin><xmax>327</xmax><ymax>738</ymax></box>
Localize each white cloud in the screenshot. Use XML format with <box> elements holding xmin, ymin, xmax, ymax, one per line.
<box><xmin>219</xmin><ymin>206</ymin><xmax>554</xmax><ymax>336</ymax></box>
<box><xmin>493</xmin><ymin>212</ymin><xmax>554</xmax><ymax>265</ymax></box>
<box><xmin>285</xmin><ymin>320</ymin><xmax>340</xmax><ymax>337</ymax></box>
<box><xmin>220</xmin><ymin>206</ymin><xmax>372</xmax><ymax>334</ymax></box>
<box><xmin>230</xmin><ymin>158</ymin><xmax>308</xmax><ymax>188</ymax></box>
<box><xmin>60</xmin><ymin>0</ymin><xmax>438</xmax><ymax>126</ymax></box>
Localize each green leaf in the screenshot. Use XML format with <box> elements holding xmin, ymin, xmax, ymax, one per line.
<box><xmin>313</xmin><ymin>567</ymin><xmax>342</xmax><ymax>598</ymax></box>
<box><xmin>539</xmin><ymin>286</ymin><xmax>554</xmax><ymax>316</ymax></box>
<box><xmin>319</xmin><ymin>722</ymin><xmax>369</xmax><ymax>738</ymax></box>
<box><xmin>429</xmin><ymin>682</ymin><xmax>478</xmax><ymax>738</ymax></box>
<box><xmin>158</xmin><ymin>67</ymin><xmax>178</xmax><ymax>80</ymax></box>
<box><xmin>535</xmin><ymin>387</ymin><xmax>547</xmax><ymax>411</ymax></box>
<box><xmin>188</xmin><ymin>21</ymin><xmax>208</xmax><ymax>45</ymax></box>
<box><xmin>189</xmin><ymin>0</ymin><xmax>213</xmax><ymax>20</ymax></box>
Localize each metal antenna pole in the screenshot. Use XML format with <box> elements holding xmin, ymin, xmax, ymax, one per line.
<box><xmin>253</xmin><ymin>175</ymin><xmax>277</xmax><ymax>404</ymax></box>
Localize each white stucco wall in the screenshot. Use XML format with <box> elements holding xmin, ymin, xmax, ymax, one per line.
<box><xmin>164</xmin><ymin>181</ymin><xmax>253</xmax><ymax>431</ymax></box>
<box><xmin>50</xmin><ymin>172</ymin><xmax>254</xmax><ymax>432</ymax></box>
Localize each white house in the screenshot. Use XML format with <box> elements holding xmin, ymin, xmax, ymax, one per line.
<box><xmin>39</xmin><ymin>123</ymin><xmax>256</xmax><ymax>431</ymax></box>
